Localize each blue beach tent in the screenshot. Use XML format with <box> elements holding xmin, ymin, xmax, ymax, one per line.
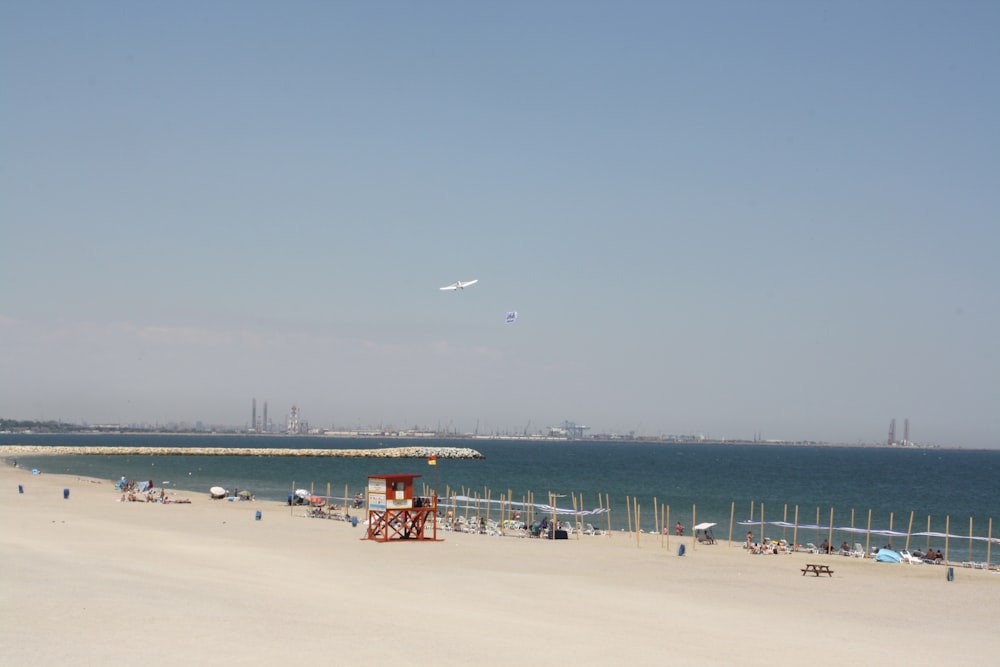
<box><xmin>875</xmin><ymin>548</ymin><xmax>902</xmax><ymax>563</ymax></box>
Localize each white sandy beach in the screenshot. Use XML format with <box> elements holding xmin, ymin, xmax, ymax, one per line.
<box><xmin>2</xmin><ymin>462</ymin><xmax>998</xmax><ymax>666</ymax></box>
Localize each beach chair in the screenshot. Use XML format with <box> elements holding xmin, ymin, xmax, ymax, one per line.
<box><xmin>504</xmin><ymin>523</ymin><xmax>527</xmax><ymax>538</ymax></box>
<box><xmin>850</xmin><ymin>543</ymin><xmax>865</xmax><ymax>558</ymax></box>
<box><xmin>804</xmin><ymin>543</ymin><xmax>818</xmax><ymax>554</ymax></box>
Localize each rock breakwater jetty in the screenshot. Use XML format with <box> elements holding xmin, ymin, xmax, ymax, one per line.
<box><xmin>0</xmin><ymin>445</ymin><xmax>484</xmax><ymax>460</ymax></box>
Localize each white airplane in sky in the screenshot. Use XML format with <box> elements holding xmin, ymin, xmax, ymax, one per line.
<box><xmin>439</xmin><ymin>279</ymin><xmax>478</xmax><ymax>291</ymax></box>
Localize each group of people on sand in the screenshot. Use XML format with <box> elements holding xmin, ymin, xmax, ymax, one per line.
<box><xmin>121</xmin><ymin>488</ymin><xmax>163</xmax><ymax>503</ymax></box>
<box><xmin>744</xmin><ymin>531</ymin><xmax>787</xmax><ymax>554</ymax></box>
<box><xmin>660</xmin><ymin>522</ymin><xmax>686</xmax><ymax>536</ymax></box>
<box><xmin>116</xmin><ymin>475</ymin><xmax>190</xmax><ymax>504</ymax></box>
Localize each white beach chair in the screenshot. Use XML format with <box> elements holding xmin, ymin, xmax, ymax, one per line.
<box><xmin>850</xmin><ymin>543</ymin><xmax>865</xmax><ymax>558</ymax></box>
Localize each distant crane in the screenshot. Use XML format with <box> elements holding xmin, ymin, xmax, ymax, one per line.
<box><xmin>563</xmin><ymin>421</ymin><xmax>590</xmax><ymax>440</ymax></box>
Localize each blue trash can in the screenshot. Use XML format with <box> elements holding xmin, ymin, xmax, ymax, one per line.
<box><xmin>947</xmin><ymin>566</ymin><xmax>954</xmax><ymax>581</ymax></box>
<box><xmin>18</xmin><ymin>484</ymin><xmax>24</xmax><ymax>494</ymax></box>
<box><xmin>255</xmin><ymin>511</ymin><xmax>262</xmax><ymax>521</ymax></box>
<box><xmin>63</xmin><ymin>488</ymin><xmax>70</xmax><ymax>499</ymax></box>
<box><xmin>678</xmin><ymin>543</ymin><xmax>686</xmax><ymax>556</ymax></box>
<box><xmin>351</xmin><ymin>516</ymin><xmax>358</xmax><ymax>528</ymax></box>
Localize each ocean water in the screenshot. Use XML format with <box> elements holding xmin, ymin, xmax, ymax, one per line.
<box><xmin>4</xmin><ymin>433</ymin><xmax>998</xmax><ymax>562</ymax></box>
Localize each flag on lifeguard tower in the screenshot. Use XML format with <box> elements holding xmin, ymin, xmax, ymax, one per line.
<box><xmin>427</xmin><ymin>455</ymin><xmax>437</xmax><ymax>466</ymax></box>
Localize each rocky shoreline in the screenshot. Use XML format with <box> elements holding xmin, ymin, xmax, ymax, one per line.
<box><xmin>0</xmin><ymin>445</ymin><xmax>484</xmax><ymax>459</ymax></box>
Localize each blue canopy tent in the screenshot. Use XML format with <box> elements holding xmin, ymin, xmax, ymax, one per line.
<box><xmin>875</xmin><ymin>548</ymin><xmax>902</xmax><ymax>563</ymax></box>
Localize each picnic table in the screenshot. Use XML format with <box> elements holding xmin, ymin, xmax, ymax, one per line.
<box><xmin>801</xmin><ymin>563</ymin><xmax>834</xmax><ymax>577</ymax></box>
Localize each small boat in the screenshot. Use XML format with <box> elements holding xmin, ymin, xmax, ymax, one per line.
<box><xmin>209</xmin><ymin>486</ymin><xmax>227</xmax><ymax>499</ymax></box>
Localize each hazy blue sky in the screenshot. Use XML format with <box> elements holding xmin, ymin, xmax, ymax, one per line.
<box><xmin>2</xmin><ymin>2</ymin><xmax>998</xmax><ymax>446</ymax></box>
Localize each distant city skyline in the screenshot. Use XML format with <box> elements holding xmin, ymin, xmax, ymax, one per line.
<box><xmin>2</xmin><ymin>3</ymin><xmax>998</xmax><ymax>449</ymax></box>
<box><xmin>3</xmin><ymin>407</ymin><xmax>932</xmax><ymax>449</ymax></box>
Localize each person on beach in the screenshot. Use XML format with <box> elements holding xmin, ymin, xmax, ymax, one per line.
<box><xmin>745</xmin><ymin>531</ymin><xmax>753</xmax><ymax>549</ymax></box>
<box><xmin>675</xmin><ymin>522</ymin><xmax>683</xmax><ymax>536</ymax></box>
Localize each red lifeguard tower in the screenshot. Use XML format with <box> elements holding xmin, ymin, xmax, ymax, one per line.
<box><xmin>364</xmin><ymin>474</ymin><xmax>439</xmax><ymax>542</ymax></box>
